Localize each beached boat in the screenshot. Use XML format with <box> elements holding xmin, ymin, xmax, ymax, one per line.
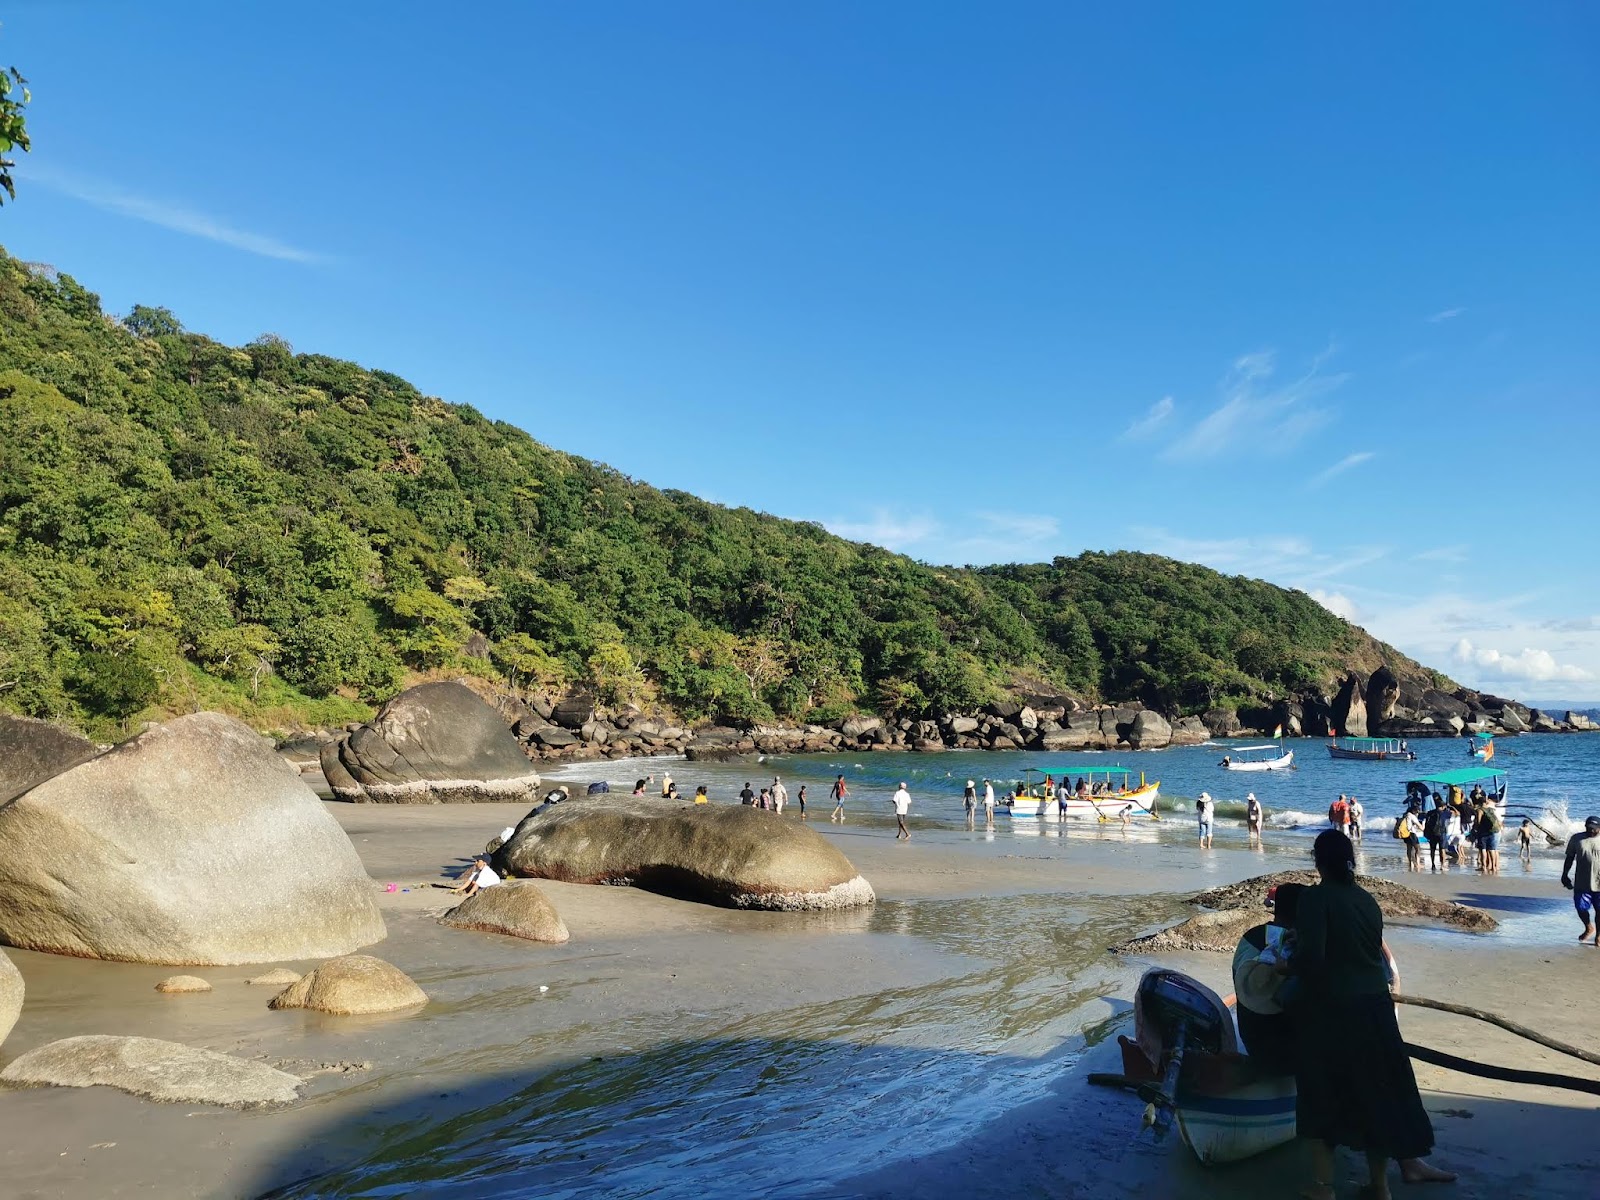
<box><xmin>1327</xmin><ymin>736</ymin><xmax>1416</xmax><ymax>762</ymax></box>
<box><xmin>1005</xmin><ymin>765</ymin><xmax>1161</xmax><ymax>821</ymax></box>
<box><xmin>1113</xmin><ymin>969</ymin><xmax>1297</xmax><ymax>1165</ymax></box>
<box><xmin>1219</xmin><ymin>744</ymin><xmax>1294</xmax><ymax>772</ymax></box>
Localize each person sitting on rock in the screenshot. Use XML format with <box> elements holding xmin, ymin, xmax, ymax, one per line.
<box><xmin>453</xmin><ymin>857</ymin><xmax>501</xmax><ymax>897</ymax></box>
<box><xmin>693</xmin><ymin>784</ymin><xmax>709</xmax><ymax>805</ymax></box>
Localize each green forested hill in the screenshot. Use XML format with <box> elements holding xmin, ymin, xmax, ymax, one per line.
<box><xmin>0</xmin><ymin>248</ymin><xmax>1435</xmax><ymax>736</ymax></box>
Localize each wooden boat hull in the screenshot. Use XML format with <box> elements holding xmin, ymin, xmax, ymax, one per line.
<box><xmin>1223</xmin><ymin>751</ymin><xmax>1294</xmax><ymax>772</ymax></box>
<box><xmin>1174</xmin><ymin>1076</ymin><xmax>1298</xmax><ymax>1165</ymax></box>
<box><xmin>1005</xmin><ymin>782</ymin><xmax>1160</xmax><ymax>820</ymax></box>
<box><xmin>1327</xmin><ymin>746</ymin><xmax>1415</xmax><ymax>761</ymax></box>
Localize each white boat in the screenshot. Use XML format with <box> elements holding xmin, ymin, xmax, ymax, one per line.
<box><xmin>1004</xmin><ymin>766</ymin><xmax>1161</xmax><ymax>821</ymax></box>
<box><xmin>1219</xmin><ymin>745</ymin><xmax>1294</xmax><ymax>772</ymax></box>
<box><xmin>1110</xmin><ymin>969</ymin><xmax>1297</xmax><ymax>1165</ymax></box>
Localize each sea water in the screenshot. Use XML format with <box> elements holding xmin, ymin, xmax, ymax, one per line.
<box><xmin>546</xmin><ymin>733</ymin><xmax>1600</xmax><ymax>846</ymax></box>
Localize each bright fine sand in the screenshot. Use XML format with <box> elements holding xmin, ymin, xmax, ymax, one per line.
<box><xmin>1</xmin><ymin>801</ymin><xmax>1595</xmax><ymax>1199</ymax></box>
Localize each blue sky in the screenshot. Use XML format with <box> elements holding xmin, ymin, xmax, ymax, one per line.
<box><xmin>2</xmin><ymin>3</ymin><xmax>1597</xmax><ymax>696</ymax></box>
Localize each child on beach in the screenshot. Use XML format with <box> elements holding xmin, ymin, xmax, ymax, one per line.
<box><xmin>1518</xmin><ymin>819</ymin><xmax>1532</xmax><ymax>861</ymax></box>
<box><xmin>693</xmin><ymin>785</ymin><xmax>709</xmax><ymax>804</ymax></box>
<box><xmin>796</xmin><ymin>784</ymin><xmax>807</xmax><ymax>818</ymax></box>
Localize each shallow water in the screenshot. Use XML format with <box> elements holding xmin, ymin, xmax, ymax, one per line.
<box><xmin>264</xmin><ymin>893</ymin><xmax>1169</xmax><ymax>1199</ymax></box>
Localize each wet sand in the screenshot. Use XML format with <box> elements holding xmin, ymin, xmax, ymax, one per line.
<box><xmin>1</xmin><ymin>801</ymin><xmax>1595</xmax><ymax>1199</ymax></box>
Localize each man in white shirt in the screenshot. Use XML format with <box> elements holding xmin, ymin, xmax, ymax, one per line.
<box><xmin>1349</xmin><ymin>796</ymin><xmax>1365</xmax><ymax>842</ymax></box>
<box><xmin>771</xmin><ymin>776</ymin><xmax>788</xmax><ymax>814</ymax></box>
<box><xmin>982</xmin><ymin>779</ymin><xmax>996</xmax><ymax>830</ymax></box>
<box><xmin>892</xmin><ymin>782</ymin><xmax>913</xmax><ymax>840</ymax></box>
<box><xmin>453</xmin><ymin>857</ymin><xmax>501</xmax><ymax>897</ymax></box>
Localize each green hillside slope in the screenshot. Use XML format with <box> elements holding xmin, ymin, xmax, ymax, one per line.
<box><xmin>0</xmin><ymin>248</ymin><xmax>1440</xmax><ymax>737</ymax></box>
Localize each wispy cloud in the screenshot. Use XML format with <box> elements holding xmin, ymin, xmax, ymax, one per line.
<box><xmin>1543</xmin><ymin>615</ymin><xmax>1600</xmax><ymax>634</ymax></box>
<box><xmin>1121</xmin><ymin>395</ymin><xmax>1174</xmax><ymax>440</ymax></box>
<box><xmin>1160</xmin><ymin>346</ymin><xmax>1347</xmax><ymax>461</ymax></box>
<box><xmin>1415</xmin><ymin>544</ymin><xmax>1469</xmax><ymax>564</ymax></box>
<box><xmin>822</xmin><ymin>509</ymin><xmax>1060</xmax><ymax>565</ymax></box>
<box><xmin>1310</xmin><ymin>589</ymin><xmax>1360</xmax><ymax>622</ymax></box>
<box><xmin>1127</xmin><ymin>526</ymin><xmax>1387</xmax><ymax>585</ymax></box>
<box><xmin>1427</xmin><ymin>307</ymin><xmax>1465</xmax><ymax>323</ymax></box>
<box><xmin>23</xmin><ymin>165</ymin><xmax>321</xmax><ymax>263</ymax></box>
<box><xmin>1452</xmin><ymin>638</ymin><xmax>1591</xmax><ymax>683</ymax></box>
<box><xmin>1307</xmin><ymin>450</ymin><xmax>1376</xmax><ymax>490</ymax></box>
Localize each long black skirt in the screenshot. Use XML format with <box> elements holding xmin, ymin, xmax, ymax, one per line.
<box><xmin>1294</xmin><ymin>992</ymin><xmax>1434</xmax><ymax>1158</ymax></box>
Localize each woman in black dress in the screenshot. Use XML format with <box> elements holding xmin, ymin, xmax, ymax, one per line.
<box><xmin>1293</xmin><ymin>829</ymin><xmax>1448</xmax><ymax>1200</ymax></box>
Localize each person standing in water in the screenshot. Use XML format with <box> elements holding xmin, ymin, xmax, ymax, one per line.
<box><xmin>796</xmin><ymin>784</ymin><xmax>808</xmax><ymax>819</ymax></box>
<box><xmin>1245</xmin><ymin>792</ymin><xmax>1263</xmax><ymax>845</ymax></box>
<box><xmin>892</xmin><ymin>781</ymin><xmax>913</xmax><ymax>840</ymax></box>
<box><xmin>1196</xmin><ymin>792</ymin><xmax>1215</xmax><ymax>849</ymax></box>
<box><xmin>771</xmin><ymin>775</ymin><xmax>787</xmax><ymax>814</ymax></box>
<box><xmin>963</xmin><ymin>779</ymin><xmax>977</xmax><ymax>830</ymax></box>
<box><xmin>982</xmin><ymin>778</ymin><xmax>996</xmax><ymax>830</ymax></box>
<box><xmin>1349</xmin><ymin>795</ymin><xmax>1364</xmax><ymax>842</ymax></box>
<box><xmin>829</xmin><ymin>774</ymin><xmax>848</xmax><ymax>823</ymax></box>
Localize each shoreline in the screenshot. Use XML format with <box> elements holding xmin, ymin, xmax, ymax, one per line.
<box><xmin>1</xmin><ymin>802</ymin><xmax>1595</xmax><ymax>1198</ymax></box>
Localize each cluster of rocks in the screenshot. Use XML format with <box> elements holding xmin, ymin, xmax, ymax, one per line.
<box><xmin>1208</xmin><ymin>666</ymin><xmax>1596</xmax><ymax>741</ymax></box>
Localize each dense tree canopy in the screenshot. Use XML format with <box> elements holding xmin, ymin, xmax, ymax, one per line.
<box><xmin>0</xmin><ymin>247</ymin><xmax>1425</xmax><ymax>737</ymax></box>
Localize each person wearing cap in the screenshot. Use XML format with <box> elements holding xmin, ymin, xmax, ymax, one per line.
<box><xmin>1245</xmin><ymin>792</ymin><xmax>1263</xmax><ymax>846</ymax></box>
<box><xmin>891</xmin><ymin>782</ymin><xmax>913</xmax><ymax>841</ymax></box>
<box><xmin>962</xmin><ymin>779</ymin><xmax>977</xmax><ymax>830</ymax></box>
<box><xmin>452</xmin><ymin>856</ymin><xmax>501</xmax><ymax>897</ymax></box>
<box><xmin>1291</xmin><ymin>830</ymin><xmax>1448</xmax><ymax>1199</ymax></box>
<box><xmin>1195</xmin><ymin>791</ymin><xmax>1215</xmax><ymax>849</ymax></box>
<box><xmin>1560</xmin><ymin>816</ymin><xmax>1600</xmax><ymax>945</ymax></box>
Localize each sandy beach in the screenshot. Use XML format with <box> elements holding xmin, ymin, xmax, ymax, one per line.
<box><xmin>1</xmin><ymin>796</ymin><xmax>1595</xmax><ymax>1200</ymax></box>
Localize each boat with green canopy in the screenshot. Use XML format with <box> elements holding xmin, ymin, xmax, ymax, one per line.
<box><xmin>1327</xmin><ymin>736</ymin><xmax>1416</xmax><ymax>762</ymax></box>
<box><xmin>1404</xmin><ymin>764</ymin><xmax>1508</xmax><ymax>806</ymax></box>
<box><xmin>1007</xmin><ymin>765</ymin><xmax>1161</xmax><ymax>821</ymax></box>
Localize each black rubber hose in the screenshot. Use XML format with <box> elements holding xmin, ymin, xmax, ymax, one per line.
<box><xmin>1404</xmin><ymin>1043</ymin><xmax>1600</xmax><ymax>1096</ymax></box>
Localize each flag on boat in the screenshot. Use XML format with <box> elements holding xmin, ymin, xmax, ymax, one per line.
<box><xmin>1272</xmin><ymin>725</ymin><xmax>1283</xmax><ymax>739</ymax></box>
<box><xmin>1482</xmin><ymin>739</ymin><xmax>1494</xmax><ymax>761</ymax></box>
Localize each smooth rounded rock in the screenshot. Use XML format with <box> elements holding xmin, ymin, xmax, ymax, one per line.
<box><xmin>0</xmin><ymin>948</ymin><xmax>21</xmax><ymax>1048</ymax></box>
<box><xmin>441</xmin><ymin>882</ymin><xmax>570</xmax><ymax>943</ymax></box>
<box><xmin>268</xmin><ymin>954</ymin><xmax>427</xmax><ymax>1015</ymax></box>
<box><xmin>154</xmin><ymin>975</ymin><xmax>212</xmax><ymax>994</ymax></box>
<box><xmin>0</xmin><ymin>1035</ymin><xmax>302</xmax><ymax>1107</ymax></box>
<box><xmin>246</xmin><ymin>968</ymin><xmax>303</xmax><ymax>987</ymax></box>
<box><xmin>319</xmin><ymin>681</ymin><xmax>541</xmax><ymax>803</ymax></box>
<box><xmin>0</xmin><ymin>712</ymin><xmax>386</xmax><ymax>965</ymax></box>
<box><xmin>499</xmin><ymin>796</ymin><xmax>875</xmax><ymax>911</ymax></box>
<box><xmin>0</xmin><ymin>713</ymin><xmax>96</xmax><ymax>806</ymax></box>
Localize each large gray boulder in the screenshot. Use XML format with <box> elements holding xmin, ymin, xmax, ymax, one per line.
<box><xmin>0</xmin><ymin>712</ymin><xmax>385</xmax><ymax>965</ymax></box>
<box><xmin>500</xmin><ymin>796</ymin><xmax>875</xmax><ymax>911</ymax></box>
<box><xmin>1331</xmin><ymin>674</ymin><xmax>1368</xmax><ymax>737</ymax></box>
<box><xmin>0</xmin><ymin>948</ymin><xmax>21</xmax><ymax>1048</ymax></box>
<box><xmin>0</xmin><ymin>1035</ymin><xmax>302</xmax><ymax>1107</ymax></box>
<box><xmin>320</xmin><ymin>681</ymin><xmax>541</xmax><ymax>803</ymax></box>
<box><xmin>0</xmin><ymin>714</ymin><xmax>96</xmax><ymax>806</ymax></box>
<box><xmin>1127</xmin><ymin>710</ymin><xmax>1172</xmax><ymax>750</ymax></box>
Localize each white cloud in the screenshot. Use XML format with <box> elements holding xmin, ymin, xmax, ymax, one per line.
<box><xmin>1161</xmin><ymin>346</ymin><xmax>1346</xmax><ymax>461</ymax></box>
<box><xmin>1128</xmin><ymin>526</ymin><xmax>1387</xmax><ymax>586</ymax></box>
<box><xmin>1427</xmin><ymin>307</ymin><xmax>1466</xmax><ymax>323</ymax></box>
<box><xmin>971</xmin><ymin>512</ymin><xmax>1059</xmax><ymax>543</ymax></box>
<box><xmin>1310</xmin><ymin>590</ymin><xmax>1360</xmax><ymax>621</ymax></box>
<box><xmin>1307</xmin><ymin>450</ymin><xmax>1376</xmax><ymax>490</ymax></box>
<box><xmin>1452</xmin><ymin>639</ymin><xmax>1592</xmax><ymax>683</ymax></box>
<box><xmin>825</xmin><ymin>510</ymin><xmax>939</xmax><ymax>552</ymax></box>
<box><xmin>1415</xmin><ymin>544</ymin><xmax>1469</xmax><ymax>564</ymax></box>
<box><xmin>24</xmin><ymin>165</ymin><xmax>321</xmax><ymax>263</ymax></box>
<box><xmin>1121</xmin><ymin>396</ymin><xmax>1174</xmax><ymax>440</ymax></box>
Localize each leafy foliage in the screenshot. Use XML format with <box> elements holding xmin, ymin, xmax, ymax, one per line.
<box><xmin>0</xmin><ymin>246</ymin><xmax>1423</xmax><ymax>737</ymax></box>
<box><xmin>0</xmin><ymin>55</ymin><xmax>27</xmax><ymax>205</ymax></box>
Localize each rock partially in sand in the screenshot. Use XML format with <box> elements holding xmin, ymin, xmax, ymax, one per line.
<box><xmin>0</xmin><ymin>711</ymin><xmax>386</xmax><ymax>965</ymax></box>
<box><xmin>440</xmin><ymin>882</ymin><xmax>570</xmax><ymax>943</ymax></box>
<box><xmin>154</xmin><ymin>975</ymin><xmax>212</xmax><ymax>994</ymax></box>
<box><xmin>319</xmin><ymin>681</ymin><xmax>541</xmax><ymax>803</ymax></box>
<box><xmin>499</xmin><ymin>795</ymin><xmax>875</xmax><ymax>911</ymax></box>
<box><xmin>268</xmin><ymin>954</ymin><xmax>427</xmax><ymax>1015</ymax></box>
<box><xmin>1189</xmin><ymin>871</ymin><xmax>1497</xmax><ymax>931</ymax></box>
<box><xmin>0</xmin><ymin>1035</ymin><xmax>302</xmax><ymax>1107</ymax></box>
<box><xmin>0</xmin><ymin>948</ymin><xmax>21</xmax><ymax>1048</ymax></box>
<box><xmin>247</xmin><ymin>968</ymin><xmax>303</xmax><ymax>987</ymax></box>
<box><xmin>0</xmin><ymin>713</ymin><xmax>96</xmax><ymax>806</ymax></box>
<box><xmin>1112</xmin><ymin>908</ymin><xmax>1263</xmax><ymax>955</ymax></box>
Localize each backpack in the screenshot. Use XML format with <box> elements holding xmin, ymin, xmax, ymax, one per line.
<box><xmin>1424</xmin><ymin>808</ymin><xmax>1444</xmax><ymax>841</ymax></box>
<box><xmin>1392</xmin><ymin>814</ymin><xmax>1407</xmax><ymax>840</ymax></box>
<box><xmin>1484</xmin><ymin>806</ymin><xmax>1503</xmax><ymax>834</ymax></box>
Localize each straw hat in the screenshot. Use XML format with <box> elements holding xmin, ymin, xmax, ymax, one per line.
<box><xmin>1234</xmin><ymin>946</ymin><xmax>1288</xmax><ymax>1015</ymax></box>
